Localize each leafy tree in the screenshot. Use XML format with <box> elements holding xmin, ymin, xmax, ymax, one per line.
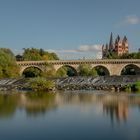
<box><xmin>78</xmin><ymin>64</ymin><xmax>98</xmax><ymax>76</ymax></box>
<box><xmin>107</xmin><ymin>51</ymin><xmax>140</xmax><ymax>59</ymax></box>
<box><xmin>56</xmin><ymin>66</ymin><xmax>77</xmax><ymax>77</ymax></box>
<box><xmin>106</xmin><ymin>51</ymin><xmax>119</xmax><ymax>59</ymax></box>
<box><xmin>22</xmin><ymin>48</ymin><xmax>42</xmax><ymax>61</ymax></box>
<box><xmin>132</xmin><ymin>82</ymin><xmax>140</xmax><ymax>92</ymax></box>
<box><xmin>0</xmin><ymin>48</ymin><xmax>19</xmax><ymax>78</ymax></box>
<box><xmin>56</xmin><ymin>67</ymin><xmax>68</xmax><ymax>77</ymax></box>
<box><xmin>89</xmin><ymin>68</ymin><xmax>98</xmax><ymax>77</ymax></box>
<box><xmin>78</xmin><ymin>64</ymin><xmax>109</xmax><ymax>76</ymax></box>
<box><xmin>66</xmin><ymin>67</ymin><xmax>77</xmax><ymax>76</ymax></box>
<box><xmin>39</xmin><ymin>48</ymin><xmax>45</xmax><ymax>56</ymax></box>
<box><xmin>78</xmin><ymin>64</ymin><xmax>91</xmax><ymax>76</ymax></box>
<box><xmin>121</xmin><ymin>66</ymin><xmax>136</xmax><ymax>75</ymax></box>
<box><xmin>44</xmin><ymin>64</ymin><xmax>56</xmax><ymax>77</ymax></box>
<box><xmin>95</xmin><ymin>67</ymin><xmax>107</xmax><ymax>76</ymax></box>
<box><xmin>23</xmin><ymin>67</ymin><xmax>44</xmax><ymax>78</ymax></box>
<box><xmin>22</xmin><ymin>63</ymin><xmax>56</xmax><ymax>78</ymax></box>
<box><xmin>22</xmin><ymin>48</ymin><xmax>59</xmax><ymax>61</ymax></box>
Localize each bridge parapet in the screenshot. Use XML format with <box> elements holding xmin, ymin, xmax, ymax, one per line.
<box><xmin>47</xmin><ymin>59</ymin><xmax>140</xmax><ymax>64</ymax></box>
<box><xmin>16</xmin><ymin>60</ymin><xmax>47</xmax><ymax>66</ymax></box>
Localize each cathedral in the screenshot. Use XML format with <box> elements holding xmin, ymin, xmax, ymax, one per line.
<box><xmin>102</xmin><ymin>33</ymin><xmax>129</xmax><ymax>59</ymax></box>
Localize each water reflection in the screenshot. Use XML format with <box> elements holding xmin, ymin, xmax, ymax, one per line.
<box><xmin>103</xmin><ymin>96</ymin><xmax>128</xmax><ymax>126</ymax></box>
<box><xmin>20</xmin><ymin>92</ymin><xmax>57</xmax><ymax>116</ymax></box>
<box><xmin>0</xmin><ymin>91</ymin><xmax>140</xmax><ymax>126</ymax></box>
<box><xmin>0</xmin><ymin>93</ymin><xmax>19</xmax><ymax>118</ymax></box>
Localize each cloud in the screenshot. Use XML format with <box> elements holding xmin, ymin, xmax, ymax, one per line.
<box><xmin>47</xmin><ymin>44</ymin><xmax>102</xmax><ymax>53</ymax></box>
<box><xmin>124</xmin><ymin>15</ymin><xmax>139</xmax><ymax>25</ymax></box>
<box><xmin>47</xmin><ymin>49</ymin><xmax>77</xmax><ymax>53</ymax></box>
<box><xmin>47</xmin><ymin>44</ymin><xmax>102</xmax><ymax>59</ymax></box>
<box><xmin>117</xmin><ymin>15</ymin><xmax>139</xmax><ymax>27</ymax></box>
<box><xmin>77</xmin><ymin>45</ymin><xmax>102</xmax><ymax>52</ymax></box>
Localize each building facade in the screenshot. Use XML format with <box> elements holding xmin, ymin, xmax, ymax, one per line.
<box><xmin>102</xmin><ymin>33</ymin><xmax>129</xmax><ymax>59</ymax></box>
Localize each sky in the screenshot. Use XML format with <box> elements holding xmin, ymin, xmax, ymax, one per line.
<box><xmin>0</xmin><ymin>0</ymin><xmax>140</xmax><ymax>59</ymax></box>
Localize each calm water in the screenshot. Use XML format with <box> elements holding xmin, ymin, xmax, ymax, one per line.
<box><xmin>0</xmin><ymin>91</ymin><xmax>140</xmax><ymax>140</ymax></box>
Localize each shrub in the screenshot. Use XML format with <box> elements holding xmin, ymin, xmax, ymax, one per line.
<box><xmin>29</xmin><ymin>78</ymin><xmax>55</xmax><ymax>91</ymax></box>
<box><xmin>132</xmin><ymin>82</ymin><xmax>140</xmax><ymax>92</ymax></box>
<box><xmin>0</xmin><ymin>48</ymin><xmax>19</xmax><ymax>78</ymax></box>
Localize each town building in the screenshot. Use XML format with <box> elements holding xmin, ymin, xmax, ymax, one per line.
<box><xmin>102</xmin><ymin>33</ymin><xmax>129</xmax><ymax>59</ymax></box>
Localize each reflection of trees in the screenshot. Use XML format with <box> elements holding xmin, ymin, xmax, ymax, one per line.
<box><xmin>1</xmin><ymin>91</ymin><xmax>140</xmax><ymax>121</ymax></box>
<box><xmin>20</xmin><ymin>92</ymin><xmax>57</xmax><ymax>117</ymax></box>
<box><xmin>0</xmin><ymin>93</ymin><xmax>19</xmax><ymax>118</ymax></box>
<box><xmin>0</xmin><ymin>92</ymin><xmax>57</xmax><ymax>118</ymax></box>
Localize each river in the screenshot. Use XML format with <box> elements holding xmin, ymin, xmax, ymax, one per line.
<box><xmin>0</xmin><ymin>90</ymin><xmax>140</xmax><ymax>140</ymax></box>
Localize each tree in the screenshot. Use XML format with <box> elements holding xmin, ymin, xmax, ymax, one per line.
<box><xmin>89</xmin><ymin>68</ymin><xmax>98</xmax><ymax>77</ymax></box>
<box><xmin>22</xmin><ymin>48</ymin><xmax>42</xmax><ymax>61</ymax></box>
<box><xmin>106</xmin><ymin>52</ymin><xmax>119</xmax><ymax>59</ymax></box>
<box><xmin>106</xmin><ymin>51</ymin><xmax>140</xmax><ymax>59</ymax></box>
<box><xmin>78</xmin><ymin>64</ymin><xmax>100</xmax><ymax>76</ymax></box>
<box><xmin>44</xmin><ymin>64</ymin><xmax>56</xmax><ymax>77</ymax></box>
<box><xmin>22</xmin><ymin>48</ymin><xmax>59</xmax><ymax>61</ymax></box>
<box><xmin>0</xmin><ymin>48</ymin><xmax>19</xmax><ymax>78</ymax></box>
<box><xmin>55</xmin><ymin>66</ymin><xmax>77</xmax><ymax>77</ymax></box>
<box><xmin>23</xmin><ymin>67</ymin><xmax>44</xmax><ymax>78</ymax></box>
<box><xmin>78</xmin><ymin>64</ymin><xmax>92</xmax><ymax>76</ymax></box>
<box><xmin>56</xmin><ymin>67</ymin><xmax>67</xmax><ymax>77</ymax></box>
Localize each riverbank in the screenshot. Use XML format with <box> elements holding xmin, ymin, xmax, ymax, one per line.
<box><xmin>56</xmin><ymin>76</ymin><xmax>140</xmax><ymax>92</ymax></box>
<box><xmin>0</xmin><ymin>78</ymin><xmax>55</xmax><ymax>91</ymax></box>
<box><xmin>0</xmin><ymin>76</ymin><xmax>140</xmax><ymax>92</ymax></box>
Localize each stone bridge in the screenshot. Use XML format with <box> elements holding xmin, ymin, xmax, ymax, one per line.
<box><xmin>16</xmin><ymin>59</ymin><xmax>140</xmax><ymax>76</ymax></box>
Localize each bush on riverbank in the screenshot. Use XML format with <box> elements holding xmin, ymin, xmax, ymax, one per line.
<box><xmin>121</xmin><ymin>82</ymin><xmax>140</xmax><ymax>92</ymax></box>
<box><xmin>131</xmin><ymin>82</ymin><xmax>140</xmax><ymax>92</ymax></box>
<box><xmin>29</xmin><ymin>78</ymin><xmax>55</xmax><ymax>91</ymax></box>
<box><xmin>121</xmin><ymin>84</ymin><xmax>132</xmax><ymax>92</ymax></box>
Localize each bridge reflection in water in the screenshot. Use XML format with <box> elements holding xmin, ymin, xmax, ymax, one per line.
<box><xmin>0</xmin><ymin>91</ymin><xmax>140</xmax><ymax>126</ymax></box>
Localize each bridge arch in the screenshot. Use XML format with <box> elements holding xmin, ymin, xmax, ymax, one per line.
<box><xmin>17</xmin><ymin>59</ymin><xmax>140</xmax><ymax>76</ymax></box>
<box><xmin>56</xmin><ymin>65</ymin><xmax>78</xmax><ymax>77</ymax></box>
<box><xmin>92</xmin><ymin>65</ymin><xmax>110</xmax><ymax>76</ymax></box>
<box><xmin>120</xmin><ymin>64</ymin><xmax>140</xmax><ymax>75</ymax></box>
<box><xmin>20</xmin><ymin>66</ymin><xmax>44</xmax><ymax>77</ymax></box>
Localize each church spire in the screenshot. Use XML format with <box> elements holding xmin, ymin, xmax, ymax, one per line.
<box><xmin>123</xmin><ymin>36</ymin><xmax>127</xmax><ymax>42</ymax></box>
<box><xmin>109</xmin><ymin>32</ymin><xmax>113</xmax><ymax>50</ymax></box>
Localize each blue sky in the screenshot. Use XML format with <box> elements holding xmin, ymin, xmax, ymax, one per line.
<box><xmin>0</xmin><ymin>0</ymin><xmax>140</xmax><ymax>59</ymax></box>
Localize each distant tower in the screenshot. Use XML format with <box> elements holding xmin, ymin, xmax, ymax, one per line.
<box><xmin>122</xmin><ymin>36</ymin><xmax>129</xmax><ymax>54</ymax></box>
<box><xmin>105</xmin><ymin>43</ymin><xmax>109</xmax><ymax>51</ymax></box>
<box><xmin>123</xmin><ymin>36</ymin><xmax>127</xmax><ymax>42</ymax></box>
<box><xmin>116</xmin><ymin>35</ymin><xmax>120</xmax><ymax>42</ymax></box>
<box><xmin>109</xmin><ymin>32</ymin><xmax>114</xmax><ymax>50</ymax></box>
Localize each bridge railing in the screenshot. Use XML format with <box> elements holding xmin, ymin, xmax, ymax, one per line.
<box><xmin>16</xmin><ymin>59</ymin><xmax>140</xmax><ymax>65</ymax></box>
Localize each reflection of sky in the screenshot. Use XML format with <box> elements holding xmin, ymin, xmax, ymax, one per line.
<box><xmin>125</xmin><ymin>107</ymin><xmax>140</xmax><ymax>140</ymax></box>
<box><xmin>0</xmin><ymin>93</ymin><xmax>140</xmax><ymax>140</ymax></box>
